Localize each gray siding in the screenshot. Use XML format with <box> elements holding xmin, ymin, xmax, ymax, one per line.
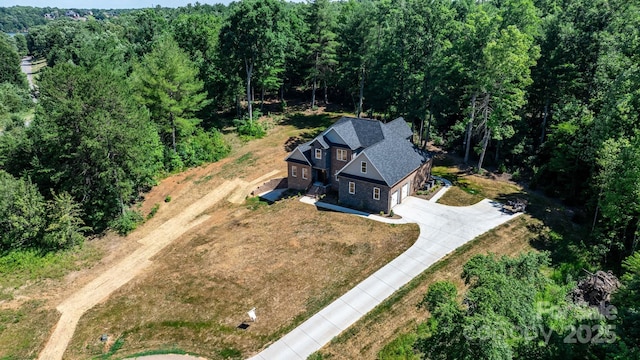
<box><xmin>338</xmin><ymin>176</ymin><xmax>391</xmax><ymax>214</ymax></box>
<box><xmin>325</xmin><ymin>128</ymin><xmax>347</xmax><ymax>145</ymax></box>
<box><xmin>310</xmin><ymin>142</ymin><xmax>330</xmax><ymax>169</ymax></box>
<box><xmin>339</xmin><ymin>153</ymin><xmax>385</xmax><ymax>183</ymax></box>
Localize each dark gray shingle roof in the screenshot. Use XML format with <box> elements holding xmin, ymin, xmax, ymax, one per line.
<box><xmin>361</xmin><ymin>137</ymin><xmax>428</xmax><ymax>186</ymax></box>
<box><xmin>385</xmin><ymin>117</ymin><xmax>413</xmax><ymax>139</ymax></box>
<box><xmin>288</xmin><ymin>117</ymin><xmax>428</xmax><ymax>186</ymax></box>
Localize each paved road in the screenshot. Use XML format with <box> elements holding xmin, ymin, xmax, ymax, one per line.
<box><xmin>248</xmin><ymin>196</ymin><xmax>520</xmax><ymax>360</ymax></box>
<box><xmin>20</xmin><ymin>56</ymin><xmax>35</xmax><ymax>90</ymax></box>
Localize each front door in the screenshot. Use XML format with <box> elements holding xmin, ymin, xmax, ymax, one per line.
<box><xmin>314</xmin><ymin>169</ymin><xmax>327</xmax><ymax>184</ymax></box>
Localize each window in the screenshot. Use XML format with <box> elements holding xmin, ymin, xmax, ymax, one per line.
<box><xmin>373</xmin><ymin>187</ymin><xmax>380</xmax><ymax>200</ymax></box>
<box><xmin>291</xmin><ymin>165</ymin><xmax>297</xmax><ymax>177</ymax></box>
<box><xmin>361</xmin><ymin>161</ymin><xmax>367</xmax><ymax>173</ymax></box>
<box><xmin>315</xmin><ymin>148</ymin><xmax>322</xmax><ymax>159</ymax></box>
<box><xmin>348</xmin><ymin>181</ymin><xmax>355</xmax><ymax>194</ymax></box>
<box><xmin>302</xmin><ymin>167</ymin><xmax>308</xmax><ymax>179</ymax></box>
<box><xmin>337</xmin><ymin>149</ymin><xmax>348</xmax><ymax>161</ymax></box>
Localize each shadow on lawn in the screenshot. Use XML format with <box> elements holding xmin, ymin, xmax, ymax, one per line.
<box><xmin>282</xmin><ymin>113</ymin><xmax>337</xmax><ymax>152</ymax></box>
<box><xmin>495</xmin><ymin>190</ymin><xmax>593</xmax><ymax>281</ymax></box>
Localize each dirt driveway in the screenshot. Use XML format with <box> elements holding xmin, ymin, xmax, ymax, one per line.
<box><xmin>38</xmin><ymin>171</ymin><xmax>280</xmax><ymax>360</ymax></box>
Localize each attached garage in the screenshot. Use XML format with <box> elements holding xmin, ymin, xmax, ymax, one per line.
<box><xmin>391</xmin><ymin>190</ymin><xmax>399</xmax><ymax>207</ymax></box>
<box><xmin>401</xmin><ymin>183</ymin><xmax>410</xmax><ymax>200</ymax></box>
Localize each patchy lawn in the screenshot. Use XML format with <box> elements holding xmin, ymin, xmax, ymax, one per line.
<box><xmin>66</xmin><ymin>197</ymin><xmax>418</xmax><ymax>359</ymax></box>
<box><xmin>0</xmin><ymin>110</ymin><xmax>418</xmax><ymax>360</ymax></box>
<box><xmin>314</xmin><ymin>215</ymin><xmax>539</xmax><ymax>359</ymax></box>
<box><xmin>432</xmin><ymin>161</ymin><xmax>522</xmax><ymax>207</ymax></box>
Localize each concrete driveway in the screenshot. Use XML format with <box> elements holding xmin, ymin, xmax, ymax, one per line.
<box><xmin>248</xmin><ymin>196</ymin><xmax>521</xmax><ymax>360</ymax></box>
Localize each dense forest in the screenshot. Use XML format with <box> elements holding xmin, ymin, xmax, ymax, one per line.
<box><xmin>1</xmin><ymin>0</ymin><xmax>639</xmax><ymax>358</ymax></box>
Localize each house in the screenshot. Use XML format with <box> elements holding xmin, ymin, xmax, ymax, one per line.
<box><xmin>285</xmin><ymin>116</ymin><xmax>432</xmax><ymax>214</ymax></box>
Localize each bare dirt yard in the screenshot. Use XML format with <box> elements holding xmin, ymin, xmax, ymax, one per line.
<box><xmin>0</xmin><ymin>111</ymin><xmax>419</xmax><ymax>360</ymax></box>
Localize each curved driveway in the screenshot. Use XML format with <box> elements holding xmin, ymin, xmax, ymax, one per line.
<box><xmin>249</xmin><ymin>196</ymin><xmax>521</xmax><ymax>360</ymax></box>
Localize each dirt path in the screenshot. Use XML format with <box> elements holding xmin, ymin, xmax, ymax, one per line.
<box><xmin>38</xmin><ymin>171</ymin><xmax>280</xmax><ymax>360</ymax></box>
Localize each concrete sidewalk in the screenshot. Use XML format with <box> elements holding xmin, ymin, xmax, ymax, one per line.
<box><xmin>248</xmin><ymin>196</ymin><xmax>520</xmax><ymax>360</ymax></box>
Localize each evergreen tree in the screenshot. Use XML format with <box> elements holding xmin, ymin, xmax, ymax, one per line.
<box><xmin>307</xmin><ymin>0</ymin><xmax>339</xmax><ymax>108</ymax></box>
<box><xmin>131</xmin><ymin>35</ymin><xmax>210</xmax><ymax>166</ymax></box>
<box><xmin>30</xmin><ymin>63</ymin><xmax>163</xmax><ymax>230</ymax></box>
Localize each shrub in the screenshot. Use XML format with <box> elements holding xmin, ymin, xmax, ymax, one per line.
<box><xmin>110</xmin><ymin>209</ymin><xmax>143</xmax><ymax>236</ymax></box>
<box><xmin>234</xmin><ymin>118</ymin><xmax>266</xmax><ymax>139</ymax></box>
<box><xmin>177</xmin><ymin>128</ymin><xmax>230</xmax><ymax>167</ymax></box>
<box><xmin>164</xmin><ymin>195</ymin><xmax>172</xmax><ymax>203</ymax></box>
<box><xmin>147</xmin><ymin>203</ymin><xmax>160</xmax><ymax>219</ymax></box>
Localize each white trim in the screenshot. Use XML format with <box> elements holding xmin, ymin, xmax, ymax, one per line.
<box><xmin>361</xmin><ymin>161</ymin><xmax>367</xmax><ymax>174</ymax></box>
<box><xmin>325</xmin><ymin>128</ymin><xmax>349</xmax><ymax>146</ymax></box>
<box><xmin>315</xmin><ymin>148</ymin><xmax>322</xmax><ymax>159</ymax></box>
<box><xmin>302</xmin><ymin>167</ymin><xmax>308</xmax><ymax>179</ymax></box>
<box><xmin>348</xmin><ymin>181</ymin><xmax>355</xmax><ymax>194</ymax></box>
<box><xmin>373</xmin><ymin>187</ymin><xmax>380</xmax><ymax>200</ymax></box>
<box><xmin>285</xmin><ymin>147</ymin><xmax>311</xmax><ymax>165</ymax></box>
<box><xmin>337</xmin><ymin>148</ymin><xmax>348</xmax><ymax>162</ymax></box>
<box><xmin>291</xmin><ymin>165</ymin><xmax>297</xmax><ymax>177</ymax></box>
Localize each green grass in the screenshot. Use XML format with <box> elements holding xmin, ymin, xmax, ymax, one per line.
<box><xmin>0</xmin><ymin>246</ymin><xmax>102</xmax><ymax>289</ymax></box>
<box><xmin>235</xmin><ymin>152</ymin><xmax>256</xmax><ymax>165</ymax></box>
<box><xmin>245</xmin><ymin>196</ymin><xmax>269</xmax><ymax>210</ymax></box>
<box><xmin>124</xmin><ymin>348</ymin><xmax>189</xmax><ymax>358</ymax></box>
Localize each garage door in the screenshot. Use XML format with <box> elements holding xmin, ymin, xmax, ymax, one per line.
<box><xmin>391</xmin><ymin>191</ymin><xmax>399</xmax><ymax>207</ymax></box>
<box><xmin>401</xmin><ymin>183</ymin><xmax>410</xmax><ymax>200</ymax></box>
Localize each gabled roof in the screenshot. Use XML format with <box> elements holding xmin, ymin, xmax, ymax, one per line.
<box><xmin>286</xmin><ymin>116</ymin><xmax>428</xmax><ymax>186</ymax></box>
<box><xmin>284</xmin><ymin>141</ymin><xmax>312</xmax><ymax>165</ymax></box>
<box><xmin>385</xmin><ymin>117</ymin><xmax>413</xmax><ymax>139</ymax></box>
<box><xmin>357</xmin><ymin>137</ymin><xmax>428</xmax><ymax>186</ymax></box>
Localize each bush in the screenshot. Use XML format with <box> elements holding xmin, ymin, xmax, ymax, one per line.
<box><xmin>147</xmin><ymin>203</ymin><xmax>160</xmax><ymax>219</ymax></box>
<box><xmin>110</xmin><ymin>209</ymin><xmax>143</xmax><ymax>236</ymax></box>
<box><xmin>234</xmin><ymin>118</ymin><xmax>266</xmax><ymax>139</ymax></box>
<box><xmin>164</xmin><ymin>195</ymin><xmax>172</xmax><ymax>203</ymax></box>
<box><xmin>164</xmin><ymin>149</ymin><xmax>185</xmax><ymax>172</ymax></box>
<box><xmin>176</xmin><ymin>128</ymin><xmax>230</xmax><ymax>167</ymax></box>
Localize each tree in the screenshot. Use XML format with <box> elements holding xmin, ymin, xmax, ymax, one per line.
<box><xmin>0</xmin><ymin>34</ymin><xmax>27</xmax><ymax>88</ymax></box>
<box><xmin>43</xmin><ymin>192</ymin><xmax>89</xmax><ymax>249</ymax></box>
<box><xmin>131</xmin><ymin>36</ymin><xmax>209</xmax><ymax>159</ymax></box>
<box><xmin>475</xmin><ymin>25</ymin><xmax>539</xmax><ymax>171</ymax></box>
<box><xmin>416</xmin><ymin>253</ymin><xmax>552</xmax><ymax>360</ymax></box>
<box><xmin>307</xmin><ymin>0</ymin><xmax>339</xmax><ymax>107</ymax></box>
<box><xmin>30</xmin><ymin>63</ymin><xmax>163</xmax><ymax>230</ymax></box>
<box><xmin>0</xmin><ymin>171</ymin><xmax>46</xmax><ymax>250</ymax></box>
<box><xmin>220</xmin><ymin>0</ymin><xmax>289</xmax><ymax>122</ymax></box>
<box><xmin>614</xmin><ymin>252</ymin><xmax>640</xmax><ymax>357</ymax></box>
<box><xmin>13</xmin><ymin>33</ymin><xmax>28</xmax><ymax>57</ymax></box>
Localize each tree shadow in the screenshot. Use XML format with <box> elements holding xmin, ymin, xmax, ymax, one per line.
<box><xmin>495</xmin><ymin>190</ymin><xmax>593</xmax><ymax>280</ymax></box>
<box><xmin>281</xmin><ymin>112</ymin><xmax>335</xmax><ymax>131</ymax></box>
